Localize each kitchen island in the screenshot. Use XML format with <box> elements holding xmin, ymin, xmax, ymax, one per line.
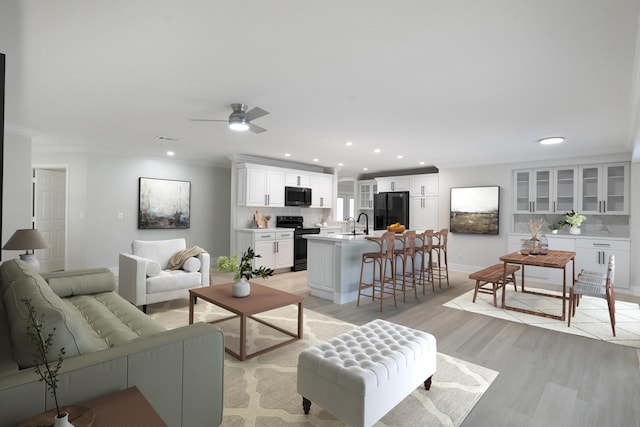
<box><xmin>304</xmin><ymin>231</ymin><xmax>387</xmax><ymax>304</ymax></box>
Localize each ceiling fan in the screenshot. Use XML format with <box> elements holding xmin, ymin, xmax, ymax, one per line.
<box><xmin>190</xmin><ymin>103</ymin><xmax>269</xmax><ymax>133</ymax></box>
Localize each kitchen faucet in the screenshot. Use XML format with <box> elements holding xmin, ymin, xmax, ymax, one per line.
<box><xmin>357</xmin><ymin>212</ymin><xmax>369</xmax><ymax>235</ymax></box>
<box><xmin>345</xmin><ymin>217</ymin><xmax>356</xmax><ymax>235</ymax></box>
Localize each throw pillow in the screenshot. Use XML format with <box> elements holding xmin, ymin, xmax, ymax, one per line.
<box><xmin>183</xmin><ymin>257</ymin><xmax>201</xmax><ymax>272</ymax></box>
<box><xmin>146</xmin><ymin>260</ymin><xmax>162</xmax><ymax>277</ymax></box>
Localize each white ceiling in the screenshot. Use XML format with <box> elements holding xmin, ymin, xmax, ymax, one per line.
<box><xmin>2</xmin><ymin>1</ymin><xmax>640</xmax><ymax>177</ymax></box>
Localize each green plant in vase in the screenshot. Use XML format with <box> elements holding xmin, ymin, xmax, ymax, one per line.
<box><xmin>217</xmin><ymin>247</ymin><xmax>274</xmax><ymax>297</ymax></box>
<box><xmin>23</xmin><ymin>298</ymin><xmax>66</xmax><ymax>421</ymax></box>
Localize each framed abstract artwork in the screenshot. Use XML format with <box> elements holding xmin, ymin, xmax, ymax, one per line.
<box><xmin>450</xmin><ymin>186</ymin><xmax>500</xmax><ymax>235</ymax></box>
<box><xmin>138</xmin><ymin>177</ymin><xmax>191</xmax><ymax>229</ymax></box>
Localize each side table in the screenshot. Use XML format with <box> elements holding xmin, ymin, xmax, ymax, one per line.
<box><xmin>19</xmin><ymin>386</ymin><xmax>167</xmax><ymax>427</ymax></box>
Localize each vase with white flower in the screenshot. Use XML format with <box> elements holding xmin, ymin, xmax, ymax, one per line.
<box><xmin>217</xmin><ymin>247</ymin><xmax>274</xmax><ymax>297</ymax></box>
<box><xmin>561</xmin><ymin>210</ymin><xmax>586</xmax><ymax>235</ymax></box>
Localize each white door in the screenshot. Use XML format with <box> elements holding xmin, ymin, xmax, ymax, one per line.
<box><xmin>34</xmin><ymin>169</ymin><xmax>66</xmax><ymax>272</ymax></box>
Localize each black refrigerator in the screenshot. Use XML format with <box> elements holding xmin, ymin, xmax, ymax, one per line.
<box><xmin>373</xmin><ymin>191</ymin><xmax>410</xmax><ymax>230</ymax></box>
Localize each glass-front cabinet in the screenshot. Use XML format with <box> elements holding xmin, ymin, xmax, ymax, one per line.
<box><xmin>553</xmin><ymin>167</ymin><xmax>577</xmax><ymax>213</ymax></box>
<box><xmin>358</xmin><ymin>180</ymin><xmax>377</xmax><ymax>210</ymax></box>
<box><xmin>579</xmin><ymin>163</ymin><xmax>629</xmax><ymax>215</ymax></box>
<box><xmin>513</xmin><ymin>168</ymin><xmax>553</xmax><ymax>213</ymax></box>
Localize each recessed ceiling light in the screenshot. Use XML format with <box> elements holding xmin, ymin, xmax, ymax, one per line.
<box><xmin>419</xmin><ymin>161</ymin><xmax>425</xmax><ymax>165</ymax></box>
<box><xmin>346</xmin><ymin>141</ymin><xmax>353</xmax><ymax>146</ymax></box>
<box><xmin>313</xmin><ymin>158</ymin><xmax>319</xmax><ymax>162</ymax></box>
<box><xmin>396</xmin><ymin>155</ymin><xmax>403</xmax><ymax>159</ymax></box>
<box><xmin>338</xmin><ymin>163</ymin><xmax>344</xmax><ymax>167</ymax></box>
<box><xmin>539</xmin><ymin>137</ymin><xmax>565</xmax><ymax>145</ymax></box>
<box><xmin>374</xmin><ymin>149</ymin><xmax>381</xmax><ymax>153</ymax></box>
<box><xmin>166</xmin><ymin>151</ymin><xmax>175</xmax><ymax>156</ymax></box>
<box><xmin>363</xmin><ymin>167</ymin><xmax>368</xmax><ymax>171</ymax></box>
<box><xmin>284</xmin><ymin>153</ymin><xmax>291</xmax><ymax>157</ymax></box>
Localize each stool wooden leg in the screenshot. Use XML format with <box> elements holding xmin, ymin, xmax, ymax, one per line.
<box><xmin>302</xmin><ymin>396</ymin><xmax>311</xmax><ymax>414</ymax></box>
<box><xmin>472</xmin><ymin>280</ymin><xmax>480</xmax><ymax>302</ymax></box>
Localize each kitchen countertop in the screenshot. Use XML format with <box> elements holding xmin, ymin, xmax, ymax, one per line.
<box><xmin>508</xmin><ymin>232</ymin><xmax>630</xmax><ymax>241</ymax></box>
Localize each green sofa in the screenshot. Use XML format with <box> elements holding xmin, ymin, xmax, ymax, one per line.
<box><xmin>0</xmin><ymin>259</ymin><xmax>224</xmax><ymax>427</ymax></box>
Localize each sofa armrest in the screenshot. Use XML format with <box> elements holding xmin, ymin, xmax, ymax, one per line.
<box><xmin>0</xmin><ymin>322</ymin><xmax>225</xmax><ymax>427</ymax></box>
<box><xmin>118</xmin><ymin>253</ymin><xmax>150</xmax><ymax>307</ymax></box>
<box><xmin>198</xmin><ymin>252</ymin><xmax>211</xmax><ymax>286</ymax></box>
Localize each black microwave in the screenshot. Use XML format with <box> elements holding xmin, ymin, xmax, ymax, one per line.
<box><xmin>285</xmin><ymin>186</ymin><xmax>312</xmax><ymax>207</ymax></box>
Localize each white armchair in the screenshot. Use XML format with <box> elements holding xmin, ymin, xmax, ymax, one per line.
<box><xmin>118</xmin><ymin>238</ymin><xmax>210</xmax><ymax>312</ymax></box>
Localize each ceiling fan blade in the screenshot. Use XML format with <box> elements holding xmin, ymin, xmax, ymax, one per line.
<box><xmin>249</xmin><ymin>122</ymin><xmax>267</xmax><ymax>134</ymax></box>
<box><xmin>245</xmin><ymin>107</ymin><xmax>269</xmax><ymax>122</ymax></box>
<box><xmin>189</xmin><ymin>119</ymin><xmax>227</xmax><ymax>122</ymax></box>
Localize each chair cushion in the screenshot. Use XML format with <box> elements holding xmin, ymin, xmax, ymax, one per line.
<box><xmin>146</xmin><ymin>271</ymin><xmax>202</xmax><ymax>294</ymax></box>
<box><xmin>132</xmin><ymin>239</ymin><xmax>187</xmax><ymax>270</ymax></box>
<box><xmin>183</xmin><ymin>257</ymin><xmax>201</xmax><ymax>272</ymax></box>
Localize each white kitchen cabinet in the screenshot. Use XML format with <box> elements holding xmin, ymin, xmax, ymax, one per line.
<box><xmin>575</xmin><ymin>238</ymin><xmax>630</xmax><ymax>289</ymax></box>
<box><xmin>410</xmin><ymin>196</ymin><xmax>438</xmax><ymax>230</ymax></box>
<box><xmin>236</xmin><ymin>229</ymin><xmax>294</xmax><ymax>270</ymax></box>
<box><xmin>376</xmin><ymin>176</ymin><xmax>410</xmax><ymax>192</ymax></box>
<box><xmin>285</xmin><ymin>171</ymin><xmax>311</xmax><ymax>188</ymax></box>
<box><xmin>579</xmin><ymin>163</ymin><xmax>629</xmax><ymax>215</ymax></box>
<box><xmin>307</xmin><ymin>239</ymin><xmax>336</xmax><ymax>295</ymax></box>
<box><xmin>311</xmin><ymin>173</ymin><xmax>333</xmax><ymax>208</ymax></box>
<box><xmin>410</xmin><ymin>174</ymin><xmax>438</xmax><ymax>197</ymax></box>
<box><xmin>513</xmin><ymin>168</ymin><xmax>553</xmax><ymax>213</ymax></box>
<box><xmin>237</xmin><ymin>165</ymin><xmax>285</xmax><ymax>207</ymax></box>
<box><xmin>358</xmin><ymin>180</ymin><xmax>377</xmax><ymax>210</ymax></box>
<box><xmin>553</xmin><ymin>167</ymin><xmax>578</xmax><ymax>213</ymax></box>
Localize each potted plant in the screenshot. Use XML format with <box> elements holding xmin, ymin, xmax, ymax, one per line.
<box><xmin>561</xmin><ymin>210</ymin><xmax>586</xmax><ymax>235</ymax></box>
<box><xmin>217</xmin><ymin>247</ymin><xmax>274</xmax><ymax>297</ymax></box>
<box><xmin>22</xmin><ymin>299</ymin><xmax>72</xmax><ymax>426</ymax></box>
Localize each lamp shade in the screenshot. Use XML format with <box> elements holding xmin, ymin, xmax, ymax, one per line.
<box><xmin>2</xmin><ymin>229</ymin><xmax>49</xmax><ymax>250</ymax></box>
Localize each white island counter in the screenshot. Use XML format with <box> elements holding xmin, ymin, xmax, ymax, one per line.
<box><xmin>304</xmin><ymin>231</ymin><xmax>387</xmax><ymax>304</ymax></box>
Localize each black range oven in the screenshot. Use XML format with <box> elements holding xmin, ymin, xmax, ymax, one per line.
<box><xmin>276</xmin><ymin>215</ymin><xmax>320</xmax><ymax>271</ymax></box>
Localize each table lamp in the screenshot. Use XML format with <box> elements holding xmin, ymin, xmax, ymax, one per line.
<box><xmin>2</xmin><ymin>228</ymin><xmax>49</xmax><ymax>272</ymax></box>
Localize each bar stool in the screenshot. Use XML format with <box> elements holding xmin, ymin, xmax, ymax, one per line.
<box><xmin>431</xmin><ymin>229</ymin><xmax>449</xmax><ymax>288</ymax></box>
<box><xmin>357</xmin><ymin>231</ymin><xmax>397</xmax><ymax>312</ymax></box>
<box><xmin>393</xmin><ymin>230</ymin><xmax>418</xmax><ymax>302</ymax></box>
<box><xmin>415</xmin><ymin>230</ymin><xmax>435</xmax><ymax>294</ymax></box>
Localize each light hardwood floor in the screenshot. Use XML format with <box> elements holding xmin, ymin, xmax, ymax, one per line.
<box><xmin>212</xmin><ymin>269</ymin><xmax>640</xmax><ymax>427</ymax></box>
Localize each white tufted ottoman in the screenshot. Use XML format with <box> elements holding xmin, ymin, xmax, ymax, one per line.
<box><xmin>297</xmin><ymin>319</ymin><xmax>437</xmax><ymax>427</ymax></box>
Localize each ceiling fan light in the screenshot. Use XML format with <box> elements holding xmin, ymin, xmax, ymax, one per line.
<box><xmin>229</xmin><ymin>118</ymin><xmax>249</xmax><ymax>131</ymax></box>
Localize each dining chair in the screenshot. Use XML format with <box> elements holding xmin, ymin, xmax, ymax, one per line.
<box><xmin>568</xmin><ymin>255</ymin><xmax>616</xmax><ymax>336</ymax></box>
<box><xmin>431</xmin><ymin>229</ymin><xmax>450</xmax><ymax>288</ymax></box>
<box><xmin>415</xmin><ymin>230</ymin><xmax>435</xmax><ymax>293</ymax></box>
<box><xmin>357</xmin><ymin>231</ymin><xmax>397</xmax><ymax>312</ymax></box>
<box><xmin>393</xmin><ymin>230</ymin><xmax>418</xmax><ymax>302</ymax></box>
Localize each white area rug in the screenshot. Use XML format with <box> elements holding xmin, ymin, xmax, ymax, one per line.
<box><xmin>150</xmin><ymin>299</ymin><xmax>498</xmax><ymax>426</ymax></box>
<box><xmin>444</xmin><ymin>287</ymin><xmax>640</xmax><ymax>348</ymax></box>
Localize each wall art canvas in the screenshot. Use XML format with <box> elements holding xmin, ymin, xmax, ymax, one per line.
<box><xmin>138</xmin><ymin>177</ymin><xmax>191</xmax><ymax>229</ymax></box>
<box><xmin>450</xmin><ymin>186</ymin><xmax>500</xmax><ymax>235</ymax></box>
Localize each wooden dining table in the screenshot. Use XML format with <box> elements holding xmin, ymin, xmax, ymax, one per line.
<box><xmin>499</xmin><ymin>249</ymin><xmax>576</xmax><ymax>321</ymax></box>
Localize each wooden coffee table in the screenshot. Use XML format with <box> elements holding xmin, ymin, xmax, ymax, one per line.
<box><xmin>189</xmin><ymin>282</ymin><xmax>303</xmax><ymax>361</ymax></box>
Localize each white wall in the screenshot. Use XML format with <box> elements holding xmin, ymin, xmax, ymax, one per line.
<box><xmin>31</xmin><ymin>151</ymin><xmax>231</xmax><ymax>271</ymax></box>
<box><xmin>1</xmin><ymin>131</ymin><xmax>32</xmax><ymax>260</ymax></box>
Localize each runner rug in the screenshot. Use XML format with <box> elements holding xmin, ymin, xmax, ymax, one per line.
<box><xmin>444</xmin><ymin>286</ymin><xmax>640</xmax><ymax>349</ymax></box>
<box><xmin>149</xmin><ymin>298</ymin><xmax>498</xmax><ymax>426</ymax></box>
